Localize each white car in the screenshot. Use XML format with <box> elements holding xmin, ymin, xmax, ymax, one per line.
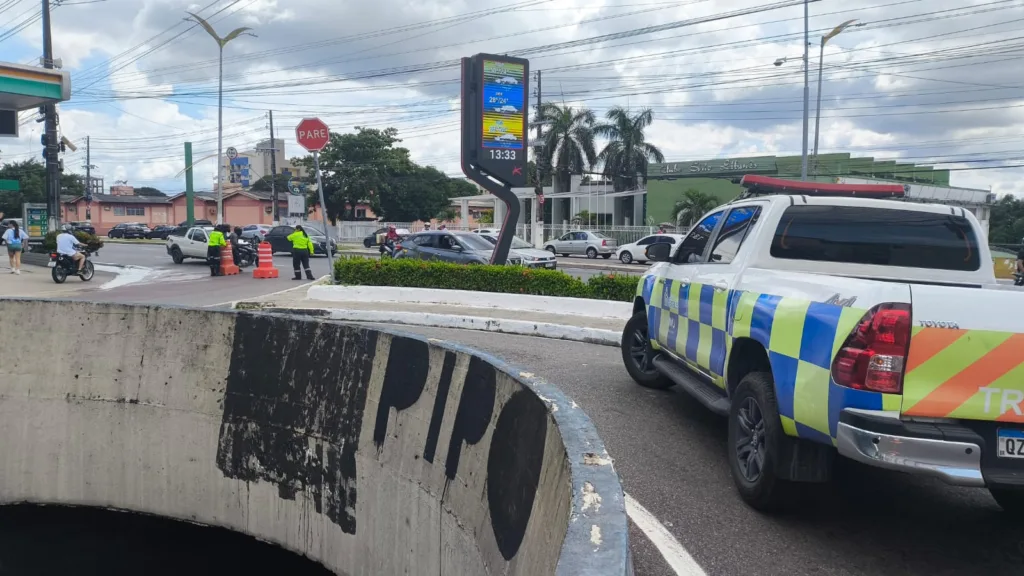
<box><xmin>496</xmin><ymin>76</ymin><xmax>518</xmax><ymax>85</ymax></box>
<box><xmin>472</xmin><ymin>227</ymin><xmax>501</xmax><ymax>235</ymax></box>
<box><xmin>616</xmin><ymin>233</ymin><xmax>686</xmax><ymax>265</ymax></box>
<box><xmin>480</xmin><ymin>234</ymin><xmax>557</xmax><ymax>269</ymax></box>
<box><xmin>495</xmin><ymin>133</ymin><xmax>518</xmax><ymax>142</ymax></box>
<box><xmin>497</xmin><ymin>105</ymin><xmax>518</xmax><ymax>113</ymax></box>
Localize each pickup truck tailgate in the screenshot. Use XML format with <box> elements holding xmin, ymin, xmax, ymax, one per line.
<box><xmin>903</xmin><ymin>285</ymin><xmax>1024</xmax><ymax>422</ymax></box>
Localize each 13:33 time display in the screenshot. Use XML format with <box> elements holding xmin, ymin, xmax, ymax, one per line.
<box><xmin>489</xmin><ymin>149</ymin><xmax>517</xmax><ymax>160</ymax></box>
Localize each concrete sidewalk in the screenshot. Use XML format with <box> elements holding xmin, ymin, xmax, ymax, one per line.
<box><xmin>236</xmin><ymin>284</ymin><xmax>625</xmax><ymax>346</ymax></box>
<box><xmin>0</xmin><ymin>263</ymin><xmax>116</xmax><ymax>298</ymax></box>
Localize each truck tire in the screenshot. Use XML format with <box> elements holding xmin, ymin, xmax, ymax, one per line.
<box><xmin>990</xmin><ymin>488</ymin><xmax>1024</xmax><ymax>513</ymax></box>
<box><xmin>621</xmin><ymin>311</ymin><xmax>672</xmax><ymax>390</ymax></box>
<box><xmin>171</xmin><ymin>247</ymin><xmax>184</xmax><ymax>264</ymax></box>
<box><xmin>728</xmin><ymin>372</ymin><xmax>794</xmax><ymax>512</ymax></box>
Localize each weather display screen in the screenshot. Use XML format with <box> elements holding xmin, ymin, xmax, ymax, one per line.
<box><xmin>481</xmin><ymin>59</ymin><xmax>525</xmax><ymax>156</ymax></box>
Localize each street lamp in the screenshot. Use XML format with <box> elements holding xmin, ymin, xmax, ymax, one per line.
<box><xmin>812</xmin><ymin>19</ymin><xmax>859</xmax><ymax>174</ymax></box>
<box><xmin>186</xmin><ymin>12</ymin><xmax>254</xmax><ymax>225</ymax></box>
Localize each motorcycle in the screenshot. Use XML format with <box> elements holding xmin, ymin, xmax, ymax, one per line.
<box><xmin>1014</xmin><ymin>272</ymin><xmax>1024</xmax><ymax>287</ymax></box>
<box><xmin>380</xmin><ymin>238</ymin><xmax>400</xmax><ymax>259</ymax></box>
<box><xmin>234</xmin><ymin>239</ymin><xmax>258</xmax><ymax>269</ymax></box>
<box><xmin>49</xmin><ymin>247</ymin><xmax>96</xmax><ymax>284</ymax></box>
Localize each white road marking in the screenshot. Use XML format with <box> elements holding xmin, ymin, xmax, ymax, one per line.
<box><xmin>625</xmin><ymin>493</ymin><xmax>707</xmax><ymax>576</ymax></box>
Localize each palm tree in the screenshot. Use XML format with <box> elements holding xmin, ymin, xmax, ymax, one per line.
<box><xmin>594</xmin><ymin>106</ymin><xmax>665</xmax><ymax>191</ymax></box>
<box><xmin>536</xmin><ymin>103</ymin><xmax>598</xmax><ymax>192</ymax></box>
<box><xmin>672</xmin><ymin>189</ymin><xmax>720</xmax><ymax>227</ymax></box>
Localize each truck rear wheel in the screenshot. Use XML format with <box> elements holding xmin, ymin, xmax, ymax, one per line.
<box><xmin>728</xmin><ymin>372</ymin><xmax>794</xmax><ymax>512</ymax></box>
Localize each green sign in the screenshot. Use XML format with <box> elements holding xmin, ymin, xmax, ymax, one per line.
<box><xmin>0</xmin><ymin>179</ymin><xmax>17</xmax><ymax>191</ymax></box>
<box><xmin>25</xmin><ymin>203</ymin><xmax>47</xmax><ymax>238</ymax></box>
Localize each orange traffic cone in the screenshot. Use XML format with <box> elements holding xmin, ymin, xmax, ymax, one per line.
<box><xmin>219</xmin><ymin>245</ymin><xmax>240</xmax><ymax>276</ymax></box>
<box><xmin>252</xmin><ymin>241</ymin><xmax>279</xmax><ymax>278</ymax></box>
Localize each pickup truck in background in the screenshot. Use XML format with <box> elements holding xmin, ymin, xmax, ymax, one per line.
<box><xmin>166</xmin><ymin>226</ymin><xmax>213</xmax><ymax>264</ymax></box>
<box><xmin>622</xmin><ymin>189</ymin><xmax>1024</xmax><ymax>513</ymax></box>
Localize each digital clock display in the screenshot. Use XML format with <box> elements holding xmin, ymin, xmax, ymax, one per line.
<box><xmin>481</xmin><ymin>59</ymin><xmax>525</xmax><ymax>152</ymax></box>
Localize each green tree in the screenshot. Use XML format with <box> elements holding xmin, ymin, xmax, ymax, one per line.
<box><xmin>594</xmin><ymin>106</ymin><xmax>665</xmax><ymax>192</ymax></box>
<box><xmin>478</xmin><ymin>209</ymin><xmax>494</xmax><ymax>224</ymax></box>
<box><xmin>436</xmin><ymin>206</ymin><xmax>458</xmax><ymax>223</ymax></box>
<box><xmin>537</xmin><ymin>103</ymin><xmax>597</xmax><ymax>192</ymax></box>
<box><xmin>989</xmin><ymin>195</ymin><xmax>1024</xmax><ymax>244</ymax></box>
<box><xmin>672</xmin><ymin>189</ymin><xmax>720</xmax><ymax>227</ymax></box>
<box><xmin>250</xmin><ymin>174</ymin><xmax>292</xmax><ymax>193</ymax></box>
<box><xmin>446</xmin><ymin>177</ymin><xmax>479</xmax><ymax>198</ymax></box>
<box><xmin>0</xmin><ymin>159</ymin><xmax>84</xmax><ymax>218</ymax></box>
<box><xmin>135</xmin><ymin>186</ymin><xmax>165</xmax><ymax>196</ymax></box>
<box><xmin>574</xmin><ymin>210</ymin><xmax>598</xmax><ymax>226</ymax></box>
<box><xmin>380</xmin><ymin>165</ymin><xmax>454</xmax><ymax>222</ymax></box>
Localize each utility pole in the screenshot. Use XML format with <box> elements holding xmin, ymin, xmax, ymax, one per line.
<box><xmin>82</xmin><ymin>136</ymin><xmax>96</xmax><ymax>221</ymax></box>
<box><xmin>268</xmin><ymin>110</ymin><xmax>279</xmax><ymax>224</ymax></box>
<box><xmin>533</xmin><ymin>70</ymin><xmax>543</xmax><ymax>203</ymax></box>
<box><xmin>42</xmin><ymin>0</ymin><xmax>61</xmax><ymax>231</ymax></box>
<box><xmin>799</xmin><ymin>0</ymin><xmax>810</xmax><ymax>181</ymax></box>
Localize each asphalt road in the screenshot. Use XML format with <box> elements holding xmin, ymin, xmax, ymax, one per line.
<box><xmin>361</xmin><ymin>325</ymin><xmax>1024</xmax><ymax>576</ymax></box>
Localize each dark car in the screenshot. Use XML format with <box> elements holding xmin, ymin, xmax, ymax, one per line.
<box><xmin>362</xmin><ymin>226</ymin><xmax>411</xmax><ymax>248</ymax></box>
<box><xmin>108</xmin><ymin>223</ymin><xmax>149</xmax><ymax>239</ymax></box>
<box><xmin>178</xmin><ymin>219</ymin><xmax>213</xmax><ymax>227</ymax></box>
<box><xmin>263</xmin><ymin>225</ymin><xmax>337</xmax><ymax>256</ymax></box>
<box><xmin>146</xmin><ymin>225</ymin><xmax>178</xmax><ymax>240</ymax></box>
<box><xmin>396</xmin><ymin>231</ymin><xmax>522</xmax><ymax>265</ymax></box>
<box><xmin>69</xmin><ymin>221</ymin><xmax>96</xmax><ymax>235</ymax></box>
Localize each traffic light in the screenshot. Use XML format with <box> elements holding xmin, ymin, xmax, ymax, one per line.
<box><xmin>41</xmin><ymin>134</ymin><xmax>48</xmax><ymax>159</ymax></box>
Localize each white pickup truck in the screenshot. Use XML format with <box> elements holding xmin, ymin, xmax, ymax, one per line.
<box><xmin>166</xmin><ymin>226</ymin><xmax>213</xmax><ymax>264</ymax></box>
<box><xmin>621</xmin><ymin>192</ymin><xmax>1024</xmax><ymax>512</ymax></box>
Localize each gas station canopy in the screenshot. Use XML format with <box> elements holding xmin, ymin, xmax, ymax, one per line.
<box><xmin>0</xmin><ymin>61</ymin><xmax>71</xmax><ymax>111</ymax></box>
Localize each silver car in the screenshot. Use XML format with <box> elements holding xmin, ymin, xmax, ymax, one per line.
<box><xmin>480</xmin><ymin>234</ymin><xmax>557</xmax><ymax>269</ymax></box>
<box><xmin>543</xmin><ymin>230</ymin><xmax>618</xmax><ymax>259</ymax></box>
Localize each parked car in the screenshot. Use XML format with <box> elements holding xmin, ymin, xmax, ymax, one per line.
<box><xmin>68</xmin><ymin>221</ymin><xmax>96</xmax><ymax>236</ymax></box>
<box><xmin>241</xmin><ymin>224</ymin><xmax>273</xmax><ymax>243</ymax></box>
<box><xmin>108</xmin><ymin>223</ymin><xmax>149</xmax><ymax>239</ymax></box>
<box><xmin>543</xmin><ymin>230</ymin><xmax>617</xmax><ymax>259</ymax></box>
<box><xmin>472</xmin><ymin>227</ymin><xmax>501</xmax><ymax>235</ymax></box>
<box><xmin>146</xmin><ymin>225</ymin><xmax>178</xmax><ymax>240</ymax></box>
<box><xmin>362</xmin><ymin>226</ymin><xmax>411</xmax><ymax>248</ymax></box>
<box><xmin>479</xmin><ymin>234</ymin><xmax>556</xmax><ymax>269</ymax></box>
<box><xmin>178</xmin><ymin>219</ymin><xmax>213</xmax><ymax>227</ymax></box>
<box><xmin>616</xmin><ymin>233</ymin><xmax>686</xmax><ymax>264</ymax></box>
<box><xmin>166</xmin><ymin>226</ymin><xmax>215</xmax><ymax>263</ymax></box>
<box><xmin>396</xmin><ymin>231</ymin><xmax>522</xmax><ymax>266</ymax></box>
<box><xmin>263</xmin><ymin>225</ymin><xmax>337</xmax><ymax>256</ymax></box>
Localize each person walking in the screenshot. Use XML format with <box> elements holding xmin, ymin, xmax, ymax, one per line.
<box><xmin>287</xmin><ymin>225</ymin><xmax>315</xmax><ymax>280</ymax></box>
<box><xmin>207</xmin><ymin>225</ymin><xmax>228</xmax><ymax>276</ymax></box>
<box><xmin>3</xmin><ymin>221</ymin><xmax>28</xmax><ymax>275</ymax></box>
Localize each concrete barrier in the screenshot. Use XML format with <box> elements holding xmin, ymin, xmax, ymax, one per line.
<box><xmin>0</xmin><ymin>299</ymin><xmax>631</xmax><ymax>575</ymax></box>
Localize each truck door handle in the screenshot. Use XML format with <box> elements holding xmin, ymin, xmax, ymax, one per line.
<box><xmin>713</xmin><ymin>282</ymin><xmax>728</xmax><ymax>292</ymax></box>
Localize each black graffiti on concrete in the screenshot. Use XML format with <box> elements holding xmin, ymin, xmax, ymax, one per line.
<box><xmin>444</xmin><ymin>356</ymin><xmax>496</xmax><ymax>485</ymax></box>
<box><xmin>373</xmin><ymin>337</ymin><xmax>431</xmax><ymax>454</ymax></box>
<box><xmin>216</xmin><ymin>314</ymin><xmax>376</xmax><ymax>535</ymax></box>
<box><xmin>423</xmin><ymin>351</ymin><xmax>457</xmax><ymax>464</ymax></box>
<box><xmin>487</xmin><ymin>389</ymin><xmax>548</xmax><ymax>561</ymax></box>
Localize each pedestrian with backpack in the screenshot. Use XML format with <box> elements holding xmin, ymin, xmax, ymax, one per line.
<box><xmin>3</xmin><ymin>221</ymin><xmax>28</xmax><ymax>275</ymax></box>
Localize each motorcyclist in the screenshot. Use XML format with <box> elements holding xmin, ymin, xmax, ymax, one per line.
<box><xmin>230</xmin><ymin>226</ymin><xmax>243</xmax><ymax>265</ymax></box>
<box><xmin>381</xmin><ymin>225</ymin><xmax>401</xmax><ymax>255</ymax></box>
<box><xmin>1017</xmin><ymin>238</ymin><xmax>1024</xmax><ymax>274</ymax></box>
<box><xmin>55</xmin><ymin>224</ymin><xmax>86</xmax><ymax>273</ymax></box>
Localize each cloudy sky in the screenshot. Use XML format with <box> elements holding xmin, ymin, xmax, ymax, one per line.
<box><xmin>1</xmin><ymin>0</ymin><xmax>1022</xmax><ymax>196</ymax></box>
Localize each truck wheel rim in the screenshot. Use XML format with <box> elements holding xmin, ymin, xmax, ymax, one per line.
<box><xmin>630</xmin><ymin>326</ymin><xmax>654</xmax><ymax>373</ymax></box>
<box><xmin>735</xmin><ymin>397</ymin><xmax>766</xmax><ymax>482</ymax></box>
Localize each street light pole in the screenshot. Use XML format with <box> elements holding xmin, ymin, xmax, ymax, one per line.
<box><xmin>800</xmin><ymin>0</ymin><xmax>810</xmax><ymax>181</ymax></box>
<box><xmin>186</xmin><ymin>12</ymin><xmax>253</xmax><ymax>225</ymax></box>
<box><xmin>812</xmin><ymin>20</ymin><xmax>858</xmax><ymax>175</ymax></box>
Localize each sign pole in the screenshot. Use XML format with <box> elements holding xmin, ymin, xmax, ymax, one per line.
<box><xmin>312</xmin><ymin>151</ymin><xmax>334</xmax><ymax>278</ymax></box>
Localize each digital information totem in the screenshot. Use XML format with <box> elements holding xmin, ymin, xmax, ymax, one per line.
<box><xmin>460</xmin><ymin>53</ymin><xmax>529</xmax><ymax>266</ymax></box>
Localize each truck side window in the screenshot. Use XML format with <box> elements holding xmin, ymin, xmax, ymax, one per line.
<box><xmin>710</xmin><ymin>206</ymin><xmax>762</xmax><ymax>264</ymax></box>
<box><xmin>677</xmin><ymin>211</ymin><xmax>722</xmax><ymax>263</ymax></box>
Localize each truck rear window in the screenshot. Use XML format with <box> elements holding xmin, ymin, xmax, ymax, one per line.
<box><xmin>770</xmin><ymin>205</ymin><xmax>980</xmax><ymax>271</ymax></box>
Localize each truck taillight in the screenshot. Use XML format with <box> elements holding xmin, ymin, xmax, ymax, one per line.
<box><xmin>831</xmin><ymin>303</ymin><xmax>911</xmax><ymax>394</ymax></box>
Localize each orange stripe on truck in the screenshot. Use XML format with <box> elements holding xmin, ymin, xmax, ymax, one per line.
<box><xmin>905</xmin><ymin>333</ymin><xmax>1024</xmax><ymax>417</ymax></box>
<box><xmin>905</xmin><ymin>328</ymin><xmax>969</xmax><ymax>373</ymax></box>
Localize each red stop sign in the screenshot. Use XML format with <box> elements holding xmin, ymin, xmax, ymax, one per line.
<box><xmin>295</xmin><ymin>117</ymin><xmax>330</xmax><ymax>152</ymax></box>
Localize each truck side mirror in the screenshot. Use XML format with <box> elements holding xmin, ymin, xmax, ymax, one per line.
<box><xmin>646</xmin><ymin>243</ymin><xmax>671</xmax><ymax>262</ymax></box>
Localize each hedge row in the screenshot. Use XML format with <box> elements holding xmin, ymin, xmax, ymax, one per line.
<box><xmin>333</xmin><ymin>256</ymin><xmax>640</xmax><ymax>302</ymax></box>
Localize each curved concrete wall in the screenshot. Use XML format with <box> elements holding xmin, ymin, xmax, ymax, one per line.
<box><xmin>0</xmin><ymin>300</ymin><xmax>631</xmax><ymax>575</ymax></box>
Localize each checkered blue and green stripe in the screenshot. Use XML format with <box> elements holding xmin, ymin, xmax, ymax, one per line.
<box><xmin>638</xmin><ymin>276</ymin><xmax>902</xmax><ymax>445</ymax></box>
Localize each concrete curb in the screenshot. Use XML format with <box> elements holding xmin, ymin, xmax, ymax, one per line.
<box><xmin>252</xmin><ymin>306</ymin><xmax>621</xmax><ymax>347</ymax></box>
<box><xmin>307</xmin><ymin>285</ymin><xmax>632</xmax><ymax>320</ymax></box>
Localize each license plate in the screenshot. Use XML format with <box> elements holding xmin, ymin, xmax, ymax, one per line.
<box><xmin>545</xmin><ymin>262</ymin><xmax>556</xmax><ymax>268</ymax></box>
<box><xmin>47</xmin><ymin>261</ymin><xmax>55</xmax><ymax>268</ymax></box>
<box><xmin>997</xmin><ymin>429</ymin><xmax>1024</xmax><ymax>459</ymax></box>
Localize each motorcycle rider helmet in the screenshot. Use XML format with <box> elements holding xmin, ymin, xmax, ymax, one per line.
<box><xmin>60</xmin><ymin>223</ymin><xmax>74</xmax><ymax>233</ymax></box>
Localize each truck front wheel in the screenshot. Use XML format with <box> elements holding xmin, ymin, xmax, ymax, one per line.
<box><xmin>990</xmin><ymin>488</ymin><xmax>1024</xmax><ymax>513</ymax></box>
<box><xmin>621</xmin><ymin>311</ymin><xmax>672</xmax><ymax>390</ymax></box>
<box><xmin>171</xmin><ymin>247</ymin><xmax>184</xmax><ymax>264</ymax></box>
